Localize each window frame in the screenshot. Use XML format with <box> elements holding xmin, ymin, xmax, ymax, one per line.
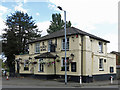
<box><xmin>61</xmin><ymin>57</ymin><xmax>69</xmax><ymax>71</ymax></box>
<box><xmin>35</xmin><ymin>43</ymin><xmax>40</xmax><ymax>53</ymax></box>
<box><xmin>71</xmin><ymin>62</ymin><xmax>76</xmax><ymax>72</ymax></box>
<box><xmin>48</xmin><ymin>40</ymin><xmax>52</xmax><ymax>52</ymax></box>
<box><xmin>99</xmin><ymin>58</ymin><xmax>104</xmax><ymax>71</ymax></box>
<box><xmin>110</xmin><ymin>67</ymin><xmax>114</xmax><ymax>73</ymax></box>
<box><xmin>38</xmin><ymin>59</ymin><xmax>44</xmax><ymax>72</ymax></box>
<box><xmin>99</xmin><ymin>42</ymin><xmax>103</xmax><ymax>53</ymax></box>
<box><xmin>24</xmin><ymin>60</ymin><xmax>29</xmax><ymax>71</ymax></box>
<box><xmin>62</xmin><ymin>38</ymin><xmax>69</xmax><ymax>50</ymax></box>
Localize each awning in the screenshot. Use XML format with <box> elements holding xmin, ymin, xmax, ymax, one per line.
<box><xmin>34</xmin><ymin>52</ymin><xmax>56</xmax><ymax>59</ymax></box>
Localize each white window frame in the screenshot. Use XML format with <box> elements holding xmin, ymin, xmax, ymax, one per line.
<box><xmin>24</xmin><ymin>60</ymin><xmax>29</xmax><ymax>71</ymax></box>
<box><xmin>62</xmin><ymin>38</ymin><xmax>69</xmax><ymax>50</ymax></box>
<box><xmin>61</xmin><ymin>57</ymin><xmax>69</xmax><ymax>71</ymax></box>
<box><xmin>99</xmin><ymin>42</ymin><xmax>103</xmax><ymax>53</ymax></box>
<box><xmin>99</xmin><ymin>58</ymin><xmax>104</xmax><ymax>71</ymax></box>
<box><xmin>48</xmin><ymin>40</ymin><xmax>52</xmax><ymax>52</ymax></box>
<box><xmin>38</xmin><ymin>59</ymin><xmax>44</xmax><ymax>72</ymax></box>
<box><xmin>35</xmin><ymin>43</ymin><xmax>40</xmax><ymax>53</ymax></box>
<box><xmin>110</xmin><ymin>67</ymin><xmax>114</xmax><ymax>73</ymax></box>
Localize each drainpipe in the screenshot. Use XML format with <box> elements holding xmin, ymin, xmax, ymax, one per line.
<box><xmin>54</xmin><ymin>58</ymin><xmax>56</xmax><ymax>76</ymax></box>
<box><xmin>81</xmin><ymin>35</ymin><xmax>84</xmax><ymax>81</ymax></box>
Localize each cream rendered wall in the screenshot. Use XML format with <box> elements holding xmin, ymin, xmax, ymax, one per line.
<box><xmin>90</xmin><ymin>39</ymin><xmax>107</xmax><ymax>55</ymax></box>
<box><xmin>107</xmin><ymin>53</ymin><xmax>116</xmax><ymax>74</ymax></box>
<box><xmin>92</xmin><ymin>54</ymin><xmax>116</xmax><ymax>75</ymax></box>
<box><xmin>83</xmin><ymin>35</ymin><xmax>116</xmax><ymax>76</ymax></box>
<box><xmin>15</xmin><ymin>34</ymin><xmax>116</xmax><ymax>77</ymax></box>
<box><xmin>90</xmin><ymin>39</ymin><xmax>108</xmax><ymax>75</ymax></box>
<box><xmin>83</xmin><ymin>36</ymin><xmax>92</xmax><ymax>76</ymax></box>
<box><xmin>34</xmin><ymin>58</ymin><xmax>55</xmax><ymax>75</ymax></box>
<box><xmin>16</xmin><ymin>35</ymin><xmax>82</xmax><ymax>76</ymax></box>
<box><xmin>51</xmin><ymin>35</ymin><xmax>82</xmax><ymax>76</ymax></box>
<box><xmin>92</xmin><ymin>55</ymin><xmax>108</xmax><ymax>75</ymax></box>
<box><xmin>15</xmin><ymin>54</ymin><xmax>39</xmax><ymax>74</ymax></box>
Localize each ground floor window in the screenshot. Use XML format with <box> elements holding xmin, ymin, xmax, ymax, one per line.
<box><xmin>99</xmin><ymin>58</ymin><xmax>104</xmax><ymax>71</ymax></box>
<box><xmin>24</xmin><ymin>60</ymin><xmax>29</xmax><ymax>71</ymax></box>
<box><xmin>110</xmin><ymin>67</ymin><xmax>114</xmax><ymax>73</ymax></box>
<box><xmin>38</xmin><ymin>59</ymin><xmax>44</xmax><ymax>72</ymax></box>
<box><xmin>71</xmin><ymin>62</ymin><xmax>76</xmax><ymax>72</ymax></box>
<box><xmin>61</xmin><ymin>57</ymin><xmax>69</xmax><ymax>71</ymax></box>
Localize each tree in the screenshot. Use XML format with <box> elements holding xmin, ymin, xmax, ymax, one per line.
<box><xmin>2</xmin><ymin>11</ymin><xmax>41</xmax><ymax>76</ymax></box>
<box><xmin>47</xmin><ymin>13</ymin><xmax>71</xmax><ymax>34</ymax></box>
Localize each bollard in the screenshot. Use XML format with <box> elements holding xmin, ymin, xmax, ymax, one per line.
<box><xmin>6</xmin><ymin>75</ymin><xmax>9</xmax><ymax>80</ymax></box>
<box><xmin>80</xmin><ymin>76</ymin><xmax>82</xmax><ymax>84</ymax></box>
<box><xmin>110</xmin><ymin>76</ymin><xmax>113</xmax><ymax>84</ymax></box>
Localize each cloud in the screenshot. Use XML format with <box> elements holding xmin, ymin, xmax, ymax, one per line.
<box><xmin>0</xmin><ymin>5</ymin><xmax>8</xmax><ymax>16</ymax></box>
<box><xmin>36</xmin><ymin>21</ymin><xmax>50</xmax><ymax>36</ymax></box>
<box><xmin>48</xmin><ymin>3</ymin><xmax>58</xmax><ymax>11</ymax></box>
<box><xmin>14</xmin><ymin>2</ymin><xmax>27</xmax><ymax>13</ymax></box>
<box><xmin>49</xmin><ymin>0</ymin><xmax>118</xmax><ymax>31</ymax></box>
<box><xmin>24</xmin><ymin>0</ymin><xmax>28</xmax><ymax>3</ymax></box>
<box><xmin>49</xmin><ymin>0</ymin><xmax>118</xmax><ymax>52</ymax></box>
<box><xmin>0</xmin><ymin>18</ymin><xmax>7</xmax><ymax>35</ymax></box>
<box><xmin>103</xmin><ymin>33</ymin><xmax>118</xmax><ymax>53</ymax></box>
<box><xmin>0</xmin><ymin>5</ymin><xmax>9</xmax><ymax>35</ymax></box>
<box><xmin>36</xmin><ymin>12</ymin><xmax>40</xmax><ymax>16</ymax></box>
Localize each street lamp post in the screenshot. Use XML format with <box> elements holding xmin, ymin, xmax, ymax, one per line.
<box><xmin>57</xmin><ymin>6</ymin><xmax>67</xmax><ymax>85</ymax></box>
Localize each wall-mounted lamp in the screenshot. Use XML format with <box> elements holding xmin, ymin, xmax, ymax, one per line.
<box><xmin>70</xmin><ymin>53</ymin><xmax>74</xmax><ymax>59</ymax></box>
<box><xmin>19</xmin><ymin>58</ymin><xmax>22</xmax><ymax>61</ymax></box>
<box><xmin>56</xmin><ymin>54</ymin><xmax>60</xmax><ymax>58</ymax></box>
<box><xmin>29</xmin><ymin>57</ymin><xmax>32</xmax><ymax>60</ymax></box>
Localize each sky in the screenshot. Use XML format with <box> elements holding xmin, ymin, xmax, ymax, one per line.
<box><xmin>0</xmin><ymin>0</ymin><xmax>119</xmax><ymax>53</ymax></box>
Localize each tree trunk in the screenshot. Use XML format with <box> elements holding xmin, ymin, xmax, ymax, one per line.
<box><xmin>9</xmin><ymin>65</ymin><xmax>15</xmax><ymax>77</ymax></box>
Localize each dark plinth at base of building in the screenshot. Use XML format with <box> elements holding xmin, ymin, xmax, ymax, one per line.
<box><xmin>19</xmin><ymin>73</ymin><xmax>116</xmax><ymax>83</ymax></box>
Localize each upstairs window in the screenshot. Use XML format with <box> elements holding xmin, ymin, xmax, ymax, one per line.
<box><xmin>99</xmin><ymin>58</ymin><xmax>104</xmax><ymax>71</ymax></box>
<box><xmin>99</xmin><ymin>42</ymin><xmax>103</xmax><ymax>53</ymax></box>
<box><xmin>35</xmin><ymin>43</ymin><xmax>40</xmax><ymax>53</ymax></box>
<box><xmin>62</xmin><ymin>38</ymin><xmax>69</xmax><ymax>50</ymax></box>
<box><xmin>48</xmin><ymin>40</ymin><xmax>55</xmax><ymax>52</ymax></box>
<box><xmin>48</xmin><ymin>40</ymin><xmax>52</xmax><ymax>52</ymax></box>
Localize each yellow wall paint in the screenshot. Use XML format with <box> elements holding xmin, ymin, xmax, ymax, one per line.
<box><xmin>15</xmin><ymin>34</ymin><xmax>116</xmax><ymax>76</ymax></box>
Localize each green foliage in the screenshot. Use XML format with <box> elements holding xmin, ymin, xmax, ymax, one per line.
<box><xmin>2</xmin><ymin>11</ymin><xmax>41</xmax><ymax>76</ymax></box>
<box><xmin>2</xmin><ymin>62</ymin><xmax>5</xmax><ymax>68</ymax></box>
<box><xmin>47</xmin><ymin>13</ymin><xmax>71</xmax><ymax>34</ymax></box>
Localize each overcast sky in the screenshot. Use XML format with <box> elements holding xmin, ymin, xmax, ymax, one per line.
<box><xmin>0</xmin><ymin>0</ymin><xmax>119</xmax><ymax>52</ymax></box>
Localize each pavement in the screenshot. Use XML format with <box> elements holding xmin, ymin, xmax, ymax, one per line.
<box><xmin>1</xmin><ymin>76</ymin><xmax>120</xmax><ymax>88</ymax></box>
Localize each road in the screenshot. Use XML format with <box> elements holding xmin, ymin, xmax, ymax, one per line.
<box><xmin>2</xmin><ymin>77</ymin><xmax>120</xmax><ymax>88</ymax></box>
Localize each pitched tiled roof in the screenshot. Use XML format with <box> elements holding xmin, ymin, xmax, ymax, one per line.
<box><xmin>28</xmin><ymin>27</ymin><xmax>110</xmax><ymax>44</ymax></box>
<box><xmin>34</xmin><ymin>52</ymin><xmax>56</xmax><ymax>59</ymax></box>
